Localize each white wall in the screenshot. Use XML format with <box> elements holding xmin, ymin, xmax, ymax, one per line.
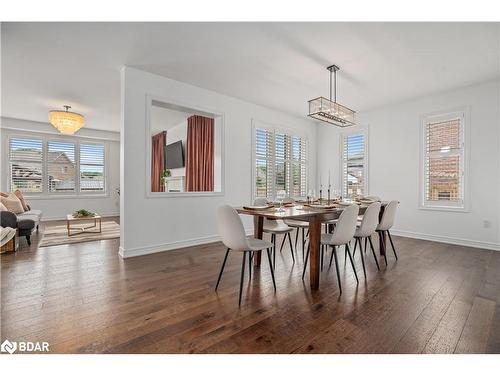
<box><xmin>317</xmin><ymin>79</ymin><xmax>500</xmax><ymax>250</ymax></box>
<box><xmin>0</xmin><ymin>117</ymin><xmax>120</xmax><ymax>220</ymax></box>
<box><xmin>120</xmin><ymin>67</ymin><xmax>317</xmax><ymax>258</ymax></box>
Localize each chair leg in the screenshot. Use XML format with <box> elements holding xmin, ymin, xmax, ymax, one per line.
<box><xmin>287</xmin><ymin>232</ymin><xmax>295</xmax><ymax>263</ymax></box>
<box><xmin>215</xmin><ymin>248</ymin><xmax>230</xmax><ymax>291</ymax></box>
<box><xmin>238</xmin><ymin>252</ymin><xmax>247</xmax><ymax>307</ymax></box>
<box><xmin>345</xmin><ymin>243</ymin><xmax>359</xmax><ymax>284</ymax></box>
<box><xmin>279</xmin><ymin>234</ymin><xmax>286</xmax><ymax>252</ymax></box>
<box><xmin>302</xmin><ymin>243</ymin><xmax>310</xmax><ymax>280</ymax></box>
<box><xmin>352</xmin><ymin>237</ymin><xmax>358</xmax><ymax>257</ymax></box>
<box><xmin>295</xmin><ymin>228</ymin><xmax>299</xmax><ymax>249</ymax></box>
<box><xmin>367</xmin><ymin>236</ymin><xmax>380</xmax><ymax>270</ymax></box>
<box><xmin>379</xmin><ymin>232</ymin><xmax>388</xmax><ymax>266</ymax></box>
<box><xmin>328</xmin><ymin>245</ymin><xmax>336</xmax><ymax>268</ymax></box>
<box><xmin>36</xmin><ymin>224</ymin><xmax>39</xmax><ymax>233</ymax></box>
<box><xmin>301</xmin><ymin>228</ymin><xmax>305</xmax><ymax>261</ymax></box>
<box><xmin>266</xmin><ymin>248</ymin><xmax>277</xmax><ymax>291</ymax></box>
<box><xmin>272</xmin><ymin>234</ymin><xmax>276</xmax><ymax>269</ymax></box>
<box><xmin>26</xmin><ymin>235</ymin><xmax>31</xmax><ymax>246</ymax></box>
<box><xmin>332</xmin><ymin>245</ymin><xmax>342</xmax><ymax>294</ymax></box>
<box><xmin>364</xmin><ymin>237</ymin><xmax>368</xmax><ymax>254</ymax></box>
<box><xmin>359</xmin><ymin>238</ymin><xmax>367</xmax><ymax>278</ymax></box>
<box><xmin>321</xmin><ymin>245</ymin><xmax>324</xmax><ymax>271</ymax></box>
<box><xmin>248</xmin><ymin>251</ymin><xmax>253</xmax><ymax>280</ymax></box>
<box><xmin>387</xmin><ymin>231</ymin><xmax>398</xmax><ymax>260</ymax></box>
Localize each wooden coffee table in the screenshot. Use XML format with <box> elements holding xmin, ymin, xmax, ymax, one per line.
<box><xmin>66</xmin><ymin>214</ymin><xmax>102</xmax><ymax>237</ymax></box>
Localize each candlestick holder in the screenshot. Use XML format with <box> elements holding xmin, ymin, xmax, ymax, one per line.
<box><xmin>319</xmin><ymin>188</ymin><xmax>323</xmax><ymax>202</ymax></box>
<box><xmin>327</xmin><ymin>188</ymin><xmax>331</xmax><ymax>204</ymax></box>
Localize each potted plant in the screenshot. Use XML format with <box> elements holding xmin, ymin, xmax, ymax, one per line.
<box><xmin>73</xmin><ymin>209</ymin><xmax>96</xmax><ymax>218</ymax></box>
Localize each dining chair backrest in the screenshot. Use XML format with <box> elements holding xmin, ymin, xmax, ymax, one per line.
<box><xmin>357</xmin><ymin>201</ymin><xmax>381</xmax><ymax>237</ymax></box>
<box><xmin>377</xmin><ymin>200</ymin><xmax>399</xmax><ymax>231</ymax></box>
<box><xmin>217</xmin><ymin>205</ymin><xmax>248</xmax><ymax>251</ymax></box>
<box><xmin>331</xmin><ymin>204</ymin><xmax>359</xmax><ymax>245</ymax></box>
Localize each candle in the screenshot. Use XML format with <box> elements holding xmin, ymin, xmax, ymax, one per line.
<box><xmin>328</xmin><ymin>170</ymin><xmax>331</xmax><ymax>187</ymax></box>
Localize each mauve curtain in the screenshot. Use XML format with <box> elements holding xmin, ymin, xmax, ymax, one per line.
<box><xmin>185</xmin><ymin>115</ymin><xmax>214</xmax><ymax>191</ymax></box>
<box><xmin>151</xmin><ymin>131</ymin><xmax>166</xmax><ymax>192</ymax></box>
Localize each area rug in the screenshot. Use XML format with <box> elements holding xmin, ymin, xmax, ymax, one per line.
<box><xmin>39</xmin><ymin>221</ymin><xmax>120</xmax><ymax>247</ymax></box>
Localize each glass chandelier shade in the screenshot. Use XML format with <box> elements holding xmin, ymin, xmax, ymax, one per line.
<box><xmin>48</xmin><ymin>105</ymin><xmax>85</xmax><ymax>135</ymax></box>
<box><xmin>308</xmin><ymin>65</ymin><xmax>356</xmax><ymax>127</ymax></box>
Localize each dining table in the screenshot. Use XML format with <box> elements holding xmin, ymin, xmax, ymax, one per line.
<box><xmin>236</xmin><ymin>202</ymin><xmax>389</xmax><ymax>290</ymax></box>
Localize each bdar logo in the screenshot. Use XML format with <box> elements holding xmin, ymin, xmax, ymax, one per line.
<box><xmin>1</xmin><ymin>339</ymin><xmax>17</xmax><ymax>354</ymax></box>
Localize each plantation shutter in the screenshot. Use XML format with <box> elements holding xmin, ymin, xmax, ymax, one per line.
<box><xmin>254</xmin><ymin>127</ymin><xmax>307</xmax><ymax>200</ymax></box>
<box><xmin>342</xmin><ymin>133</ymin><xmax>365</xmax><ymax>198</ymax></box>
<box><xmin>9</xmin><ymin>137</ymin><xmax>43</xmax><ymax>193</ymax></box>
<box><xmin>255</xmin><ymin>128</ymin><xmax>274</xmax><ymax>199</ymax></box>
<box><xmin>424</xmin><ymin>116</ymin><xmax>463</xmax><ymax>205</ymax></box>
<box><xmin>291</xmin><ymin>135</ymin><xmax>307</xmax><ymax>197</ymax></box>
<box><xmin>47</xmin><ymin>140</ymin><xmax>76</xmax><ymax>192</ymax></box>
<box><xmin>80</xmin><ymin>143</ymin><xmax>105</xmax><ymax>192</ymax></box>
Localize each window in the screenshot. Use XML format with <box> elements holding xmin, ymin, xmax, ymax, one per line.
<box><xmin>254</xmin><ymin>127</ymin><xmax>307</xmax><ymax>199</ymax></box>
<box><xmin>7</xmin><ymin>135</ymin><xmax>106</xmax><ymax>196</ymax></box>
<box><xmin>341</xmin><ymin>132</ymin><xmax>367</xmax><ymax>198</ymax></box>
<box><xmin>80</xmin><ymin>143</ymin><xmax>105</xmax><ymax>192</ymax></box>
<box><xmin>48</xmin><ymin>140</ymin><xmax>76</xmax><ymax>192</ymax></box>
<box><xmin>9</xmin><ymin>137</ymin><xmax>43</xmax><ymax>193</ymax></box>
<box><xmin>421</xmin><ymin>110</ymin><xmax>466</xmax><ymax>210</ymax></box>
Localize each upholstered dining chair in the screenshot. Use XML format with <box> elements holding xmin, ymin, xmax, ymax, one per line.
<box><xmin>376</xmin><ymin>200</ymin><xmax>399</xmax><ymax>264</ymax></box>
<box><xmin>302</xmin><ymin>204</ymin><xmax>360</xmax><ymax>294</ymax></box>
<box><xmin>352</xmin><ymin>202</ymin><xmax>381</xmax><ymax>278</ymax></box>
<box><xmin>216</xmin><ymin>205</ymin><xmax>276</xmax><ymax>306</ymax></box>
<box><xmin>254</xmin><ymin>198</ymin><xmax>295</xmax><ymax>269</ymax></box>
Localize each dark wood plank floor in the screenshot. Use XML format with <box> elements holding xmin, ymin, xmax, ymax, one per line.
<box><xmin>2</xmin><ymin>220</ymin><xmax>500</xmax><ymax>354</ymax></box>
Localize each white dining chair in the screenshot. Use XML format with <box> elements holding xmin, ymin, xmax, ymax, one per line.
<box><xmin>254</xmin><ymin>198</ymin><xmax>295</xmax><ymax>269</ymax></box>
<box><xmin>352</xmin><ymin>202</ymin><xmax>381</xmax><ymax>278</ymax></box>
<box><xmin>216</xmin><ymin>205</ymin><xmax>276</xmax><ymax>306</ymax></box>
<box><xmin>376</xmin><ymin>200</ymin><xmax>399</xmax><ymax>264</ymax></box>
<box><xmin>302</xmin><ymin>204</ymin><xmax>360</xmax><ymax>294</ymax></box>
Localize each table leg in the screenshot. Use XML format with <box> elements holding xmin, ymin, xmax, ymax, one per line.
<box><xmin>67</xmin><ymin>220</ymin><xmax>70</xmax><ymax>236</ymax></box>
<box><xmin>309</xmin><ymin>216</ymin><xmax>321</xmax><ymax>290</ymax></box>
<box><xmin>253</xmin><ymin>216</ymin><xmax>264</xmax><ymax>266</ymax></box>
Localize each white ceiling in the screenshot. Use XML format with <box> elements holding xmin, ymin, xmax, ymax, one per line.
<box><xmin>150</xmin><ymin>105</ymin><xmax>190</xmax><ymax>134</ymax></box>
<box><xmin>2</xmin><ymin>22</ymin><xmax>499</xmax><ymax>132</ymax></box>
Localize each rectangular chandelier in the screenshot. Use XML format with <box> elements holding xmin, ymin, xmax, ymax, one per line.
<box><xmin>308</xmin><ymin>96</ymin><xmax>355</xmax><ymax>127</ymax></box>
<box><xmin>308</xmin><ymin>64</ymin><xmax>356</xmax><ymax>127</ymax></box>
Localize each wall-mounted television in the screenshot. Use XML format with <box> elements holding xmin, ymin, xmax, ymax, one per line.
<box><xmin>165</xmin><ymin>140</ymin><xmax>185</xmax><ymax>169</ymax></box>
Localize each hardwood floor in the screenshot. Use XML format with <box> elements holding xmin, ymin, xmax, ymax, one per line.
<box><xmin>1</xmin><ymin>221</ymin><xmax>500</xmax><ymax>354</ymax></box>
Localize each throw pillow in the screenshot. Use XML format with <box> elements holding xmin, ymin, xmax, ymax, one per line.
<box><xmin>0</xmin><ymin>193</ymin><xmax>24</xmax><ymax>214</ymax></box>
<box><xmin>0</xmin><ymin>192</ymin><xmax>8</xmax><ymax>197</ymax></box>
<box><xmin>14</xmin><ymin>190</ymin><xmax>29</xmax><ymax>211</ymax></box>
<box><xmin>0</xmin><ymin>202</ymin><xmax>8</xmax><ymax>211</ymax></box>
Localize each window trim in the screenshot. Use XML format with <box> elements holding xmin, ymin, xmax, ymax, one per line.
<box><xmin>251</xmin><ymin>119</ymin><xmax>309</xmax><ymax>201</ymax></box>
<box><xmin>6</xmin><ymin>133</ymin><xmax>109</xmax><ymax>199</ymax></box>
<box><xmin>339</xmin><ymin>128</ymin><xmax>369</xmax><ymax>199</ymax></box>
<box><xmin>419</xmin><ymin>107</ymin><xmax>470</xmax><ymax>212</ymax></box>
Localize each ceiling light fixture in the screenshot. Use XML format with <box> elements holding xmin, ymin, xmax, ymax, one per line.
<box><xmin>308</xmin><ymin>64</ymin><xmax>356</xmax><ymax>127</ymax></box>
<box><xmin>48</xmin><ymin>105</ymin><xmax>85</xmax><ymax>135</ymax></box>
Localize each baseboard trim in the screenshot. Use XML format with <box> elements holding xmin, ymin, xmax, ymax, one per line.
<box><xmin>390</xmin><ymin>229</ymin><xmax>500</xmax><ymax>251</ymax></box>
<box><xmin>119</xmin><ymin>228</ymin><xmax>254</xmax><ymax>258</ymax></box>
<box><xmin>41</xmin><ymin>212</ymin><xmax>120</xmax><ymax>222</ymax></box>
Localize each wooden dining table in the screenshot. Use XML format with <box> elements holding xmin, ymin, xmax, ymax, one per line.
<box><xmin>236</xmin><ymin>203</ymin><xmax>389</xmax><ymax>290</ymax></box>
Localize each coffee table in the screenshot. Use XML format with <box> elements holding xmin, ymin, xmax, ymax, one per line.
<box><xmin>66</xmin><ymin>214</ymin><xmax>102</xmax><ymax>237</ymax></box>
